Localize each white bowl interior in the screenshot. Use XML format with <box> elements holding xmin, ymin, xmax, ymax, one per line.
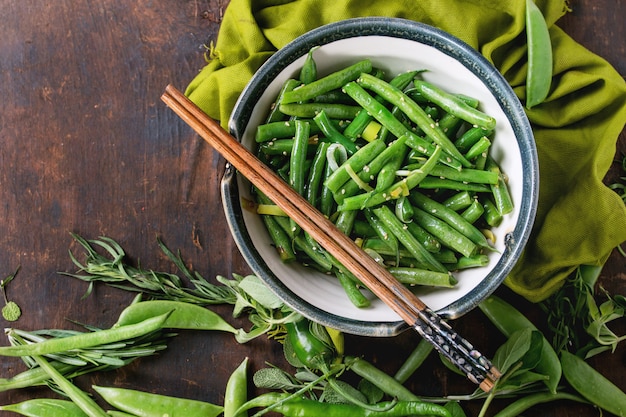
<box><xmin>233</xmin><ymin>35</ymin><xmax>523</xmax><ymax>323</ymax></box>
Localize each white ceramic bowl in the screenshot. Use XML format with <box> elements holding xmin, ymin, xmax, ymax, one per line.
<box><xmin>222</xmin><ymin>17</ymin><xmax>538</xmax><ymax>336</ymax></box>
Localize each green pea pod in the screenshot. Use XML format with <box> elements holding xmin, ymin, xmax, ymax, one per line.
<box><xmin>93</xmin><ymin>386</ymin><xmax>223</xmax><ymax>417</ymax></box>
<box><xmin>114</xmin><ymin>300</ymin><xmax>238</xmax><ymax>333</ymax></box>
<box><xmin>525</xmin><ymin>0</ymin><xmax>553</xmax><ymax>108</ymax></box>
<box><xmin>560</xmin><ymin>350</ymin><xmax>626</xmax><ymax>416</ymax></box>
<box><xmin>478</xmin><ymin>295</ymin><xmax>561</xmax><ymax>393</ymax></box>
<box><xmin>224</xmin><ymin>357</ymin><xmax>249</xmax><ymax>417</ymax></box>
<box><xmin>0</xmin><ymin>398</ymin><xmax>89</xmax><ymax>417</ymax></box>
<box><xmin>493</xmin><ymin>392</ymin><xmax>587</xmax><ymax>417</ymax></box>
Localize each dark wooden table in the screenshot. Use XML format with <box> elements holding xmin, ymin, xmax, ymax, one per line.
<box><xmin>1</xmin><ymin>1</ymin><xmax>624</xmax><ymax>416</ymax></box>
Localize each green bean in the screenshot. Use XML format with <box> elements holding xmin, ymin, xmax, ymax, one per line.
<box><xmin>375</xmin><ymin>151</ymin><xmax>405</xmax><ymax>191</ymax></box>
<box><xmin>325</xmin><ymin>139</ymin><xmax>387</xmax><ymax>193</ymax></box>
<box><xmin>262</xmin><ymin>213</ymin><xmax>297</xmax><ymax>262</ymax></box>
<box><xmin>279</xmin><ymin>102</ymin><xmax>362</xmax><ymax>119</ymax></box>
<box><xmin>412</xmin><ymin>80</ymin><xmax>496</xmax><ymax>130</ymax></box>
<box><xmin>0</xmin><ymin>398</ymin><xmax>89</xmax><ymax>417</ymax></box>
<box><xmin>485</xmin><ymin>157</ymin><xmax>514</xmax><ymax>215</ymax></box>
<box><xmin>395</xmin><ymin>196</ymin><xmax>414</xmax><ymax>223</ymax></box>
<box><xmin>282</xmin><ymin>59</ymin><xmax>372</xmax><ymax>104</ymax></box>
<box><xmin>405</xmin><ymin>222</ymin><xmax>442</xmax><ymax>253</ymax></box>
<box><xmin>442</xmin><ymin>191</ymin><xmax>473</xmax><ymax>211</ymax></box>
<box><xmin>313</xmin><ymin>110</ymin><xmax>358</xmax><ymax>154</ymax></box>
<box><xmin>342</xmin><ymin>82</ymin><xmax>449</xmax><ymax>168</ymax></box>
<box><xmin>290</xmin><ymin>120</ymin><xmax>310</xmax><ymax>206</ymax></box>
<box><xmin>405</xmin><ymin>162</ymin><xmax>499</xmax><ymax>185</ymax></box>
<box><xmin>464</xmin><ymin>136</ymin><xmax>491</xmax><ymax>161</ymax></box>
<box><xmin>334</xmin><ymin>209</ymin><xmax>357</xmax><ymax>235</ymax></box>
<box><xmin>314</xmin><ymin>89</ymin><xmax>355</xmax><ymax>104</ymax></box>
<box><xmin>266</xmin><ymin>79</ymin><xmax>301</xmax><ymax>123</ymax></box>
<box><xmin>480</xmin><ymin>197</ymin><xmax>503</xmax><ymax>227</ymax></box>
<box><xmin>357</xmin><ymin>73</ymin><xmax>471</xmax><ymax>168</ymax></box>
<box><xmin>388</xmin><ymin>267</ymin><xmax>456</xmax><ymax>287</ymax></box>
<box><xmin>454</xmin><ymin>126</ymin><xmax>492</xmax><ymax>153</ymax></box>
<box><xmin>493</xmin><ymin>392</ymin><xmax>587</xmax><ymax>417</ymax></box>
<box><xmin>114</xmin><ymin>300</ymin><xmax>238</xmax><ymax>333</ymax></box>
<box><xmin>333</xmin><ymin>136</ymin><xmax>410</xmax><ymax>203</ymax></box>
<box><xmin>30</xmin><ymin>353</ymin><xmax>108</xmax><ymax>417</ymax></box>
<box><xmin>560</xmin><ymin>350</ymin><xmax>626</xmax><ymax>416</ymax></box>
<box><xmin>449</xmin><ymin>254</ymin><xmax>489</xmax><ymax>270</ymax></box>
<box><xmin>345</xmin><ymin>356</ymin><xmax>421</xmax><ymax>402</ymax></box>
<box><xmin>363</xmin><ymin>207</ymin><xmax>399</xmax><ymax>257</ymax></box>
<box><xmin>461</xmin><ymin>199</ymin><xmax>484</xmax><ymax>223</ymax></box>
<box><xmin>525</xmin><ymin>0</ymin><xmax>553</xmax><ymax>108</ymax></box>
<box><xmin>306</xmin><ymin>141</ymin><xmax>331</xmax><ymax>207</ymax></box>
<box><xmin>416</xmin><ymin>177</ymin><xmax>491</xmax><ymax>193</ymax></box>
<box><xmin>393</xmin><ymin>338</ymin><xmax>434</xmax><ymax>383</ymax></box>
<box><xmin>0</xmin><ymin>313</ymin><xmax>170</xmax><ymax>357</ymax></box>
<box><xmin>411</xmin><ymin>207</ymin><xmax>478</xmax><ymax>258</ymax></box>
<box><xmin>93</xmin><ymin>386</ymin><xmax>223</xmax><ymax>417</ymax></box>
<box><xmin>300</xmin><ymin>46</ymin><xmax>319</xmax><ymax>85</ymax></box>
<box><xmin>258</xmin><ymin>138</ymin><xmax>316</xmax><ymax>156</ymax></box>
<box><xmin>336</xmin><ymin>268</ymin><xmax>371</xmax><ymax>308</ymax></box>
<box><xmin>337</xmin><ymin>145</ymin><xmax>442</xmax><ymax>211</ymax></box>
<box><xmin>372</xmin><ymin>205</ymin><xmax>447</xmax><ymax>273</ymax></box>
<box><xmin>409</xmin><ymin>192</ymin><xmax>491</xmax><ymax>249</ymax></box>
<box><xmin>255</xmin><ymin>119</ymin><xmax>328</xmax><ymax>143</ymax></box>
<box><xmin>362</xmin><ymin>239</ymin><xmax>454</xmax><ymax>264</ymax></box>
<box><xmin>225</xmin><ymin>357</ymin><xmax>249</xmax><ymax>417</ymax></box>
<box><xmin>343</xmin><ymin>70</ymin><xmax>422</xmax><ymax>140</ymax></box>
<box><xmin>320</xmin><ymin>155</ymin><xmax>337</xmax><ymax>217</ymax></box>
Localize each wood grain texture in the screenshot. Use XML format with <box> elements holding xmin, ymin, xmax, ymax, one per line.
<box><xmin>0</xmin><ymin>0</ymin><xmax>623</xmax><ymax>415</ymax></box>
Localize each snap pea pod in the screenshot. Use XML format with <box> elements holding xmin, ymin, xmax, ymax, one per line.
<box><xmin>0</xmin><ymin>313</ymin><xmax>170</xmax><ymax>357</ymax></box>
<box><xmin>0</xmin><ymin>398</ymin><xmax>89</xmax><ymax>417</ymax></box>
<box><xmin>282</xmin><ymin>59</ymin><xmax>373</xmax><ymax>104</ymax></box>
<box><xmin>525</xmin><ymin>0</ymin><xmax>553</xmax><ymax>108</ymax></box>
<box><xmin>393</xmin><ymin>338</ymin><xmax>434</xmax><ymax>383</ymax></box>
<box><xmin>30</xmin><ymin>353</ymin><xmax>108</xmax><ymax>417</ymax></box>
<box><xmin>225</xmin><ymin>358</ymin><xmax>249</xmax><ymax>417</ymax></box>
<box><xmin>357</xmin><ymin>73</ymin><xmax>471</xmax><ymax>168</ymax></box>
<box><xmin>493</xmin><ymin>392</ymin><xmax>587</xmax><ymax>417</ymax></box>
<box><xmin>93</xmin><ymin>386</ymin><xmax>223</xmax><ymax>417</ymax></box>
<box><xmin>560</xmin><ymin>350</ymin><xmax>626</xmax><ymax>416</ymax></box>
<box><xmin>412</xmin><ymin>80</ymin><xmax>496</xmax><ymax>130</ymax></box>
<box><xmin>478</xmin><ymin>295</ymin><xmax>561</xmax><ymax>394</ymax></box>
<box><xmin>114</xmin><ymin>299</ymin><xmax>238</xmax><ymax>333</ymax></box>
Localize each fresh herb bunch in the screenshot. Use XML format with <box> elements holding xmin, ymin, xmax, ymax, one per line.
<box><xmin>65</xmin><ymin>234</ymin><xmax>301</xmax><ymax>342</ymax></box>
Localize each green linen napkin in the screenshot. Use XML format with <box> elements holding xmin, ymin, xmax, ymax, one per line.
<box><xmin>185</xmin><ymin>0</ymin><xmax>626</xmax><ymax>303</ymax></box>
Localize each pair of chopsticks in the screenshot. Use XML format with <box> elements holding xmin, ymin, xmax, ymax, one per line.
<box><xmin>161</xmin><ymin>84</ymin><xmax>501</xmax><ymax>392</ymax></box>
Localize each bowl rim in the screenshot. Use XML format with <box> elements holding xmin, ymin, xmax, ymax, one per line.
<box><xmin>223</xmin><ymin>17</ymin><xmax>539</xmax><ymax>337</ymax></box>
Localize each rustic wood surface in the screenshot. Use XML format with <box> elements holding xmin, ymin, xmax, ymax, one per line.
<box><xmin>0</xmin><ymin>0</ymin><xmax>624</xmax><ymax>415</ymax></box>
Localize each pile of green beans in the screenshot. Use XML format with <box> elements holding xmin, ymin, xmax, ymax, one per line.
<box><xmin>252</xmin><ymin>52</ymin><xmax>514</xmax><ymax>307</ymax></box>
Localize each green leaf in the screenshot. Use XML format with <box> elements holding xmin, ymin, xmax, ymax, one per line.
<box><xmin>253</xmin><ymin>367</ymin><xmax>299</xmax><ymax>390</ymax></box>
<box><xmin>492</xmin><ymin>328</ymin><xmax>533</xmax><ymax>373</ymax></box>
<box><xmin>238</xmin><ymin>275</ymin><xmax>284</xmax><ymax>309</ymax></box>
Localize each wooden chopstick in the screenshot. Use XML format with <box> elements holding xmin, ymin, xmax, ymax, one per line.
<box><xmin>161</xmin><ymin>84</ymin><xmax>500</xmax><ymax>391</ymax></box>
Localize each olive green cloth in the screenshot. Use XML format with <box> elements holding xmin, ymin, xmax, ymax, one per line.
<box><xmin>185</xmin><ymin>0</ymin><xmax>626</xmax><ymax>302</ymax></box>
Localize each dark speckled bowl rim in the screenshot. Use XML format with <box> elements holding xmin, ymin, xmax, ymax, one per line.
<box><xmin>223</xmin><ymin>17</ymin><xmax>539</xmax><ymax>337</ymax></box>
